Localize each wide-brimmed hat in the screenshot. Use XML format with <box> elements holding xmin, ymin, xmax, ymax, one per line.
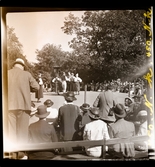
<box><xmin>35</xmin><ymin>105</ymin><xmax>50</xmax><ymax>118</ymax></box>
<box><xmin>125</xmin><ymin>97</ymin><xmax>134</xmax><ymax>103</ymax></box>
<box><xmin>13</xmin><ymin>58</ymin><xmax>25</xmax><ymax>67</ymax></box>
<box><xmin>80</xmin><ymin>103</ymin><xmax>91</xmax><ymax>111</ymax></box>
<box><xmin>88</xmin><ymin>107</ymin><xmax>100</xmax><ymax>120</ymax></box>
<box><xmin>64</xmin><ymin>91</ymin><xmax>77</xmax><ymax>102</ymax></box>
<box><xmin>44</xmin><ymin>99</ymin><xmax>54</xmax><ymax>107</ymax></box>
<box><xmin>131</xmin><ymin>95</ymin><xmax>141</xmax><ymax>99</ymax></box>
<box><xmin>113</xmin><ymin>103</ymin><xmax>126</xmax><ymax>118</ymax></box>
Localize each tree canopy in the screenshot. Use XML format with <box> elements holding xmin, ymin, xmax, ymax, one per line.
<box><xmin>61</xmin><ymin>10</ymin><xmax>147</xmax><ymax>83</ymax></box>
<box><xmin>7</xmin><ymin>26</ymin><xmax>35</xmax><ymax>76</ymax></box>
<box><xmin>7</xmin><ymin>10</ymin><xmax>148</xmax><ymax>85</ymax></box>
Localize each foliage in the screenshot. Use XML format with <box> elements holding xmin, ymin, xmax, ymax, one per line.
<box><xmin>61</xmin><ymin>10</ymin><xmax>147</xmax><ymax>83</ymax></box>
<box><xmin>33</xmin><ymin>43</ymin><xmax>68</xmax><ymax>81</ymax></box>
<box><xmin>7</xmin><ymin>26</ymin><xmax>35</xmax><ymax>76</ymax></box>
<box><xmin>7</xmin><ymin>10</ymin><xmax>148</xmax><ymax>85</ymax></box>
<box><xmin>7</xmin><ymin>26</ymin><xmax>24</xmax><ymax>69</ymax></box>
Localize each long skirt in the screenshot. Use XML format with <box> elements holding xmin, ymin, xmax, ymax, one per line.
<box><xmin>35</xmin><ymin>85</ymin><xmax>43</xmax><ymax>99</ymax></box>
<box><xmin>74</xmin><ymin>82</ymin><xmax>80</xmax><ymax>92</ymax></box>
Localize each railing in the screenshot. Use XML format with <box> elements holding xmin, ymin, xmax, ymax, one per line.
<box><xmin>4</xmin><ymin>135</ymin><xmax>149</xmax><ymax>159</ymax></box>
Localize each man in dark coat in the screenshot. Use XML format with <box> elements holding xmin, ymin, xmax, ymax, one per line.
<box><xmin>58</xmin><ymin>91</ymin><xmax>80</xmax><ymax>151</ymax></box>
<box><xmin>108</xmin><ymin>103</ymin><xmax>136</xmax><ymax>159</ymax></box>
<box><xmin>28</xmin><ymin>105</ymin><xmax>58</xmax><ymax>159</ymax></box>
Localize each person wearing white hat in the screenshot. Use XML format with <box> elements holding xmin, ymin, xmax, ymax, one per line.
<box><xmin>8</xmin><ymin>58</ymin><xmax>39</xmax><ymax>145</ymax></box>
<box><xmin>8</xmin><ymin>58</ymin><xmax>39</xmax><ymax>159</ymax></box>
<box><xmin>134</xmin><ymin>110</ymin><xmax>148</xmax><ymax>151</ymax></box>
<box><xmin>135</xmin><ymin>110</ymin><xmax>147</xmax><ymax>136</ymax></box>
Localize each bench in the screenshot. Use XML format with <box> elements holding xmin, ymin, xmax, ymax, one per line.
<box><xmin>4</xmin><ymin>135</ymin><xmax>149</xmax><ymax>160</ymax></box>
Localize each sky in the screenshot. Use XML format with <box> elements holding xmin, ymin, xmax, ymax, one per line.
<box><xmin>6</xmin><ymin>10</ymin><xmax>85</xmax><ymax>63</ymax></box>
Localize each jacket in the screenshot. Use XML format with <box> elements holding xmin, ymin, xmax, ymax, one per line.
<box><xmin>8</xmin><ymin>67</ymin><xmax>39</xmax><ymax>111</ymax></box>
<box><xmin>93</xmin><ymin>90</ymin><xmax>117</xmax><ymax>122</ymax></box>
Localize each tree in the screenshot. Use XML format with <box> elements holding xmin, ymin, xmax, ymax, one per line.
<box><xmin>33</xmin><ymin>43</ymin><xmax>68</xmax><ymax>82</ymax></box>
<box><xmin>7</xmin><ymin>26</ymin><xmax>24</xmax><ymax>69</ymax></box>
<box><xmin>7</xmin><ymin>26</ymin><xmax>34</xmax><ymax>75</ymax></box>
<box><xmin>61</xmin><ymin>10</ymin><xmax>147</xmax><ymax>83</ymax></box>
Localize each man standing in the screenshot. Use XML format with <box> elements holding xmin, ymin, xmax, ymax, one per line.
<box><xmin>93</xmin><ymin>83</ymin><xmax>118</xmax><ymax>124</ymax></box>
<box><xmin>8</xmin><ymin>58</ymin><xmax>39</xmax><ymax>145</ymax></box>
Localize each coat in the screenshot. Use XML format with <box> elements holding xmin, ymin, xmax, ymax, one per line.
<box><xmin>8</xmin><ymin>67</ymin><xmax>39</xmax><ymax>111</ymax></box>
<box><xmin>58</xmin><ymin>104</ymin><xmax>80</xmax><ymax>141</ymax></box>
<box><xmin>28</xmin><ymin>119</ymin><xmax>58</xmax><ymax>160</ymax></box>
<box><xmin>93</xmin><ymin>90</ymin><xmax>117</xmax><ymax>123</ymax></box>
<box><xmin>108</xmin><ymin>118</ymin><xmax>135</xmax><ymax>138</ymax></box>
<box><xmin>108</xmin><ymin>118</ymin><xmax>136</xmax><ymax>158</ymax></box>
<box><xmin>28</xmin><ymin>119</ymin><xmax>58</xmax><ymax>143</ymax></box>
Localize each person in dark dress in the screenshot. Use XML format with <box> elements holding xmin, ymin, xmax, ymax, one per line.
<box><xmin>35</xmin><ymin>73</ymin><xmax>44</xmax><ymax>102</ymax></box>
<box><xmin>58</xmin><ymin>91</ymin><xmax>80</xmax><ymax>152</ymax></box>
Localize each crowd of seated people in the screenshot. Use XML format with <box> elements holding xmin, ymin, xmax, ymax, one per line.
<box><xmin>26</xmin><ymin>82</ymin><xmax>148</xmax><ymax>160</ymax></box>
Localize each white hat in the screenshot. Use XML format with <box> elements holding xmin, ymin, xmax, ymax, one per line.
<box><xmin>137</xmin><ymin>110</ymin><xmax>147</xmax><ymax>117</ymax></box>
<box><xmin>13</xmin><ymin>58</ymin><xmax>25</xmax><ymax>66</ymax></box>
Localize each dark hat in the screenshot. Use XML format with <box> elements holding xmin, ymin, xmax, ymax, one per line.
<box><xmin>35</xmin><ymin>105</ymin><xmax>50</xmax><ymax>118</ymax></box>
<box><xmin>106</xmin><ymin>83</ymin><xmax>113</xmax><ymax>90</ymax></box>
<box><xmin>80</xmin><ymin>103</ymin><xmax>91</xmax><ymax>111</ymax></box>
<box><xmin>88</xmin><ymin>107</ymin><xmax>100</xmax><ymax>120</ymax></box>
<box><xmin>64</xmin><ymin>91</ymin><xmax>77</xmax><ymax>102</ymax></box>
<box><xmin>44</xmin><ymin>99</ymin><xmax>54</xmax><ymax>107</ymax></box>
<box><xmin>113</xmin><ymin>103</ymin><xmax>126</xmax><ymax>118</ymax></box>
<box><xmin>125</xmin><ymin>97</ymin><xmax>134</xmax><ymax>103</ymax></box>
<box><xmin>131</xmin><ymin>95</ymin><xmax>141</xmax><ymax>99</ymax></box>
<box><xmin>13</xmin><ymin>58</ymin><xmax>25</xmax><ymax>67</ymax></box>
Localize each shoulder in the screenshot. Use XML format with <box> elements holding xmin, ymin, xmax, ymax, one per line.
<box><xmin>127</xmin><ymin>120</ymin><xmax>135</xmax><ymax>126</ymax></box>
<box><xmin>29</xmin><ymin>121</ymin><xmax>38</xmax><ymax>128</ymax></box>
<box><xmin>123</xmin><ymin>119</ymin><xmax>135</xmax><ymax>126</ymax></box>
<box><xmin>98</xmin><ymin>119</ymin><xmax>107</xmax><ymax>125</ymax></box>
<box><xmin>22</xmin><ymin>70</ymin><xmax>34</xmax><ymax>77</ymax></box>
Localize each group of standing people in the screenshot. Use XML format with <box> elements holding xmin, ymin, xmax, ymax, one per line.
<box><xmin>52</xmin><ymin>71</ymin><xmax>82</xmax><ymax>95</ymax></box>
